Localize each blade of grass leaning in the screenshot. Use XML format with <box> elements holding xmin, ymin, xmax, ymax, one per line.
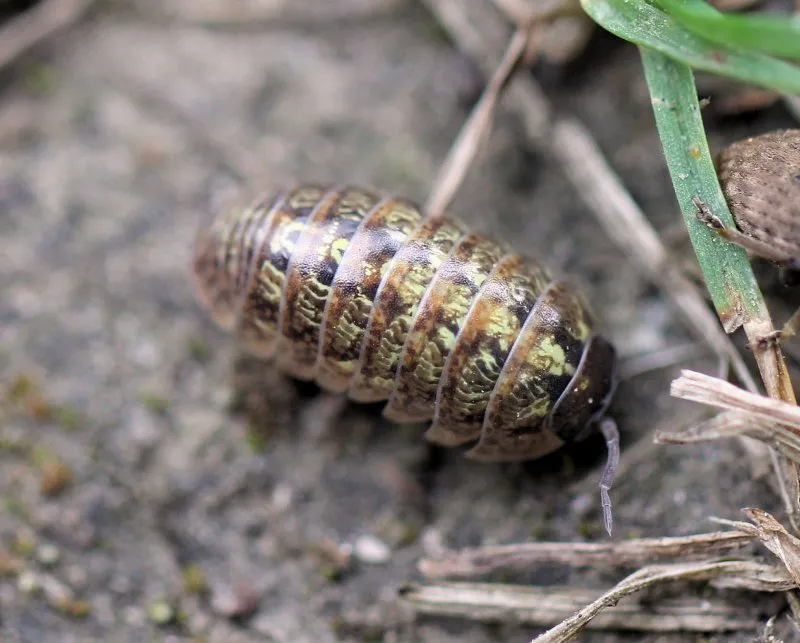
<box><xmin>639</xmin><ymin>48</ymin><xmax>795</xmax><ymax>404</ymax></box>
<box><xmin>652</xmin><ymin>0</ymin><xmax>800</xmax><ymax>60</ymax></box>
<box><xmin>580</xmin><ymin>0</ymin><xmax>800</xmax><ymax>95</ymax></box>
<box><xmin>640</xmin><ymin>51</ymin><xmax>758</xmax><ymax>331</ymax></box>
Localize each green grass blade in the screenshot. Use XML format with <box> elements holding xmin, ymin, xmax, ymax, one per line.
<box><xmin>653</xmin><ymin>0</ymin><xmax>800</xmax><ymax>60</ymax></box>
<box><xmin>581</xmin><ymin>0</ymin><xmax>800</xmax><ymax>95</ymax></box>
<box><xmin>639</xmin><ymin>48</ymin><xmax>764</xmax><ymax>328</ymax></box>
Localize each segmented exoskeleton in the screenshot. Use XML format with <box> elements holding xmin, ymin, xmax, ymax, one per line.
<box><xmin>698</xmin><ymin>129</ymin><xmax>800</xmax><ymax>346</ymax></box>
<box><xmin>192</xmin><ymin>184</ymin><xmax>620</xmax><ymax>531</ymax></box>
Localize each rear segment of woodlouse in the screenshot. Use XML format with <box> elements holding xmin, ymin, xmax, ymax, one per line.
<box><xmin>192</xmin><ymin>185</ymin><xmax>619</xmax><ymax>529</ymax></box>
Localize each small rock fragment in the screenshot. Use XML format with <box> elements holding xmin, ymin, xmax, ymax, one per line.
<box><xmin>210</xmin><ymin>581</ymin><xmax>259</xmax><ymax>618</ymax></box>
<box><xmin>148</xmin><ymin>599</ymin><xmax>175</xmax><ymax>626</ymax></box>
<box><xmin>36</xmin><ymin>543</ymin><xmax>60</xmax><ymax>566</ymax></box>
<box><xmin>17</xmin><ymin>570</ymin><xmax>39</xmax><ymax>594</ymax></box>
<box><xmin>39</xmin><ymin>459</ymin><xmax>73</xmax><ymax>496</ymax></box>
<box><xmin>353</xmin><ymin>534</ymin><xmax>391</xmax><ymax>565</ymax></box>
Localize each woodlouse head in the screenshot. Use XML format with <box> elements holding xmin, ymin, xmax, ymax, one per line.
<box><xmin>717</xmin><ymin>128</ymin><xmax>800</xmax><ymax>265</ymax></box>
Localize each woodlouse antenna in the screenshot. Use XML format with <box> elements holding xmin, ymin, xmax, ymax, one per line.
<box><xmin>599</xmin><ymin>418</ymin><xmax>619</xmax><ymax>536</ymax></box>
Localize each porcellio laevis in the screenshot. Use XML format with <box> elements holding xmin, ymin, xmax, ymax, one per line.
<box><xmin>191</xmin><ymin>184</ymin><xmax>620</xmax><ymax>533</ymax></box>
<box><xmin>717</xmin><ymin>129</ymin><xmax>800</xmax><ymax>268</ymax></box>
<box><xmin>698</xmin><ymin>129</ymin><xmax>800</xmax><ymax>345</ymax></box>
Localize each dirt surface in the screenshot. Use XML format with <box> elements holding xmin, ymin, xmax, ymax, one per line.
<box><xmin>2</xmin><ymin>1</ymin><xmax>800</xmax><ymax>641</ymax></box>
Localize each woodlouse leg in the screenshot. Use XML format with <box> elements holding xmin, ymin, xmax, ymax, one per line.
<box><xmin>757</xmin><ymin>307</ymin><xmax>800</xmax><ymax>349</ymax></box>
<box><xmin>598</xmin><ymin>418</ymin><xmax>619</xmax><ymax>537</ymax></box>
<box><xmin>692</xmin><ymin>196</ymin><xmax>794</xmax><ymax>264</ymax></box>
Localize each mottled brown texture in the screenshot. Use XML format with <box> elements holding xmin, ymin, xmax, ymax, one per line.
<box><xmin>718</xmin><ymin>129</ymin><xmax>800</xmax><ymax>260</ymax></box>
<box><xmin>316</xmin><ymin>196</ymin><xmax>423</xmax><ymax>392</ymax></box>
<box><xmin>192</xmin><ymin>186</ymin><xmax>617</xmax><ymax>461</ymax></box>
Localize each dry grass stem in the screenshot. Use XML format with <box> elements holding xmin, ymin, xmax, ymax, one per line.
<box><xmin>528</xmin><ymin>560</ymin><xmax>793</xmax><ymax>642</ymax></box>
<box><xmin>668</xmin><ymin>369</ymin><xmax>800</xmax><ymax>526</ymax></box>
<box><xmin>617</xmin><ymin>342</ymin><xmax>709</xmax><ymax>380</ymax></box>
<box><xmin>711</xmin><ymin>508</ymin><xmax>800</xmax><ymax>586</ymax></box>
<box><xmin>400</xmin><ymin>579</ymin><xmax>760</xmax><ymax>632</ymax></box>
<box><xmin>0</xmin><ymin>0</ymin><xmax>94</xmax><ymax>73</ymax></box>
<box><xmin>136</xmin><ymin>0</ymin><xmax>408</xmax><ymax>29</ymax></box>
<box><xmin>671</xmin><ymin>370</ymin><xmax>800</xmax><ymax>429</ymax></box>
<box><xmin>424</xmin><ymin>25</ymin><xmax>538</xmax><ymax>218</ymax></box>
<box><xmin>744</xmin><ymin>317</ymin><xmax>796</xmax><ymax>404</ymax></box>
<box><xmin>418</xmin><ymin>530</ymin><xmax>754</xmax><ymax>579</ymax></box>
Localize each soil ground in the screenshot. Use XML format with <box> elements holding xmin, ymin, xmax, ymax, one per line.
<box><xmin>1</xmin><ymin>1</ymin><xmax>800</xmax><ymax>641</ymax></box>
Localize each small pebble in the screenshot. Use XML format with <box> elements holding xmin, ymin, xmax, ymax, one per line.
<box><xmin>39</xmin><ymin>459</ymin><xmax>73</xmax><ymax>496</ymax></box>
<box><xmin>210</xmin><ymin>581</ymin><xmax>258</xmax><ymax>618</ymax></box>
<box><xmin>36</xmin><ymin>543</ymin><xmax>60</xmax><ymax>566</ymax></box>
<box><xmin>41</xmin><ymin>574</ymin><xmax>73</xmax><ymax>609</ymax></box>
<box><xmin>17</xmin><ymin>570</ymin><xmax>39</xmax><ymax>595</ymax></box>
<box><xmin>148</xmin><ymin>599</ymin><xmax>175</xmax><ymax>626</ymax></box>
<box><xmin>353</xmin><ymin>534</ymin><xmax>391</xmax><ymax>565</ymax></box>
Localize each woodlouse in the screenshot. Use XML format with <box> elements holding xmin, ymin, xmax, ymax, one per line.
<box><xmin>698</xmin><ymin>129</ymin><xmax>800</xmax><ymax>344</ymax></box>
<box><xmin>191</xmin><ymin>184</ymin><xmax>619</xmax><ymax>532</ymax></box>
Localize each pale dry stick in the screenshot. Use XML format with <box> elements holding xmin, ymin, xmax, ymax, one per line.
<box><xmin>400</xmin><ymin>579</ymin><xmax>760</xmax><ymax>631</ymax></box>
<box><xmin>424</xmin><ymin>25</ymin><xmax>538</xmax><ymax>217</ymax></box>
<box><xmin>656</xmin><ymin>408</ymin><xmax>800</xmax><ymax>464</ymax></box>
<box><xmin>712</xmin><ymin>507</ymin><xmax>800</xmax><ymax>586</ymax></box>
<box><xmin>491</xmin><ymin>0</ymin><xmax>581</xmax><ymax>25</ymax></box>
<box><xmin>617</xmin><ymin>341</ymin><xmax>709</xmax><ymax>381</ymax></box>
<box><xmin>490</xmin><ymin>0</ymin><xmax>593</xmax><ymax>64</ymax></box>
<box><xmin>136</xmin><ymin>0</ymin><xmax>409</xmax><ymax>29</ymax></box>
<box><xmin>671</xmin><ymin>370</ymin><xmax>800</xmax><ymax>429</ymax></box>
<box><xmin>667</xmin><ymin>372</ymin><xmax>800</xmax><ymax>505</ymax></box>
<box><xmin>530</xmin><ymin>560</ymin><xmax>794</xmax><ymax>642</ymax></box>
<box><xmin>418</xmin><ymin>530</ymin><xmax>754</xmax><ymax>579</ymax></box>
<box><xmin>0</xmin><ymin>0</ymin><xmax>94</xmax><ymax>73</ymax></box>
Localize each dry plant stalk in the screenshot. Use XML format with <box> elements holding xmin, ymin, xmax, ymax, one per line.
<box><xmin>424</xmin><ymin>25</ymin><xmax>539</xmax><ymax>217</ymax></box>
<box><xmin>712</xmin><ymin>508</ymin><xmax>800</xmax><ymax>586</ymax></box>
<box><xmin>400</xmin><ymin>577</ymin><xmax>761</xmax><ymax>632</ymax></box>
<box><xmin>402</xmin><ymin>559</ymin><xmax>793</xmax><ymax>637</ymax></box>
<box><xmin>666</xmin><ymin>369</ymin><xmax>800</xmax><ymax>466</ymax></box>
<box><xmin>0</xmin><ymin>0</ymin><xmax>95</xmax><ymax>72</ymax></box>
<box><xmin>530</xmin><ymin>559</ymin><xmax>794</xmax><ymax>641</ymax></box>
<box><xmin>418</xmin><ymin>530</ymin><xmax>755</xmax><ymax>579</ymax></box>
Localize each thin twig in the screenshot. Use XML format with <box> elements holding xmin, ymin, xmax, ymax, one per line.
<box><xmin>618</xmin><ymin>342</ymin><xmax>709</xmax><ymax>380</ymax></box>
<box><xmin>671</xmin><ymin>370</ymin><xmax>800</xmax><ymax>430</ymax></box>
<box><xmin>529</xmin><ymin>560</ymin><xmax>793</xmax><ymax>642</ymax></box>
<box><xmin>400</xmin><ymin>577</ymin><xmax>761</xmax><ymax>631</ymax></box>
<box><xmin>0</xmin><ymin>0</ymin><xmax>94</xmax><ymax>73</ymax></box>
<box><xmin>425</xmin><ymin>25</ymin><xmax>537</xmax><ymax>217</ymax></box>
<box><xmin>418</xmin><ymin>530</ymin><xmax>754</xmax><ymax>579</ymax></box>
<box><xmin>133</xmin><ymin>0</ymin><xmax>409</xmax><ymax>30</ymax></box>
